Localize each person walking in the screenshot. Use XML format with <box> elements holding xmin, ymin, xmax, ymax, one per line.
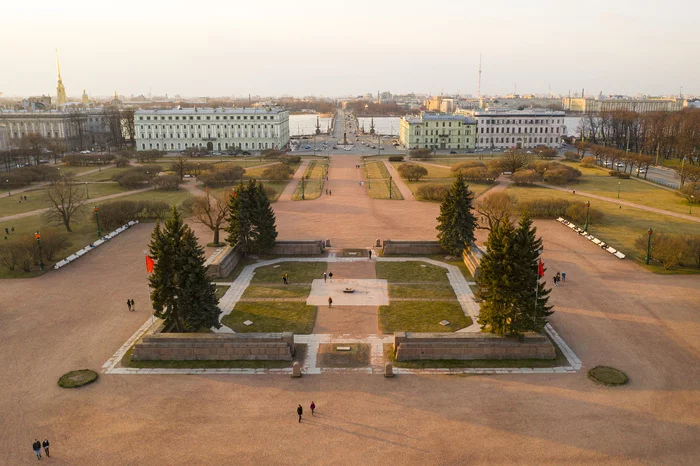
<box><xmin>552</xmin><ymin>275</ymin><xmax>558</xmax><ymax>287</ymax></box>
<box><xmin>297</xmin><ymin>404</ymin><xmax>303</xmax><ymax>423</ymax></box>
<box><xmin>368</xmin><ymin>249</ymin><xmax>372</xmax><ymax>260</ymax></box>
<box><xmin>328</xmin><ymin>272</ymin><xmax>333</xmax><ymax>283</ymax></box>
<box><xmin>328</xmin><ymin>296</ymin><xmax>333</xmax><ymax>308</ymax></box>
<box><xmin>561</xmin><ymin>271</ymin><xmax>566</xmax><ymax>282</ymax></box>
<box><xmin>127</xmin><ymin>299</ymin><xmax>132</xmax><ymax>311</ymax></box>
<box><xmin>323</xmin><ymin>272</ymin><xmax>327</xmax><ymax>283</ymax></box>
<box><xmin>556</xmin><ymin>272</ymin><xmax>561</xmax><ymax>284</ymax></box>
<box><xmin>329</xmin><ymin>190</ymin><xmax>332</xmax><ymax>196</ymax></box>
<box><xmin>130</xmin><ymin>299</ymin><xmax>135</xmax><ymax>311</ymax></box>
<box><xmin>283</xmin><ymin>273</ymin><xmax>289</xmax><ymax>285</ymax></box>
<box><xmin>310</xmin><ymin>401</ymin><xmax>315</xmax><ymax>416</ymax></box>
<box><xmin>42</xmin><ymin>438</ymin><xmax>50</xmax><ymax>457</ymax></box>
<box><xmin>32</xmin><ymin>439</ymin><xmax>42</xmax><ymax>460</ymax></box>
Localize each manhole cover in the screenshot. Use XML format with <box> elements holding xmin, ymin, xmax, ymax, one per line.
<box><xmin>439</xmin><ymin>320</ymin><xmax>450</xmax><ymax>326</ymax></box>
<box><xmin>243</xmin><ymin>320</ymin><xmax>254</xmax><ymax>326</ymax></box>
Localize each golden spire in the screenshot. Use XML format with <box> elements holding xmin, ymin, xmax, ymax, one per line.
<box><xmin>55</xmin><ymin>49</ymin><xmax>67</xmax><ymax>105</ymax></box>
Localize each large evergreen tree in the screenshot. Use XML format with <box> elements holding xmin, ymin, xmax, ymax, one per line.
<box><xmin>476</xmin><ymin>219</ymin><xmax>517</xmax><ymax>335</ymax></box>
<box><xmin>226</xmin><ymin>179</ymin><xmax>277</xmax><ymax>253</ymax></box>
<box><xmin>510</xmin><ymin>216</ymin><xmax>553</xmax><ymax>334</ymax></box>
<box><xmin>436</xmin><ymin>172</ymin><xmax>477</xmax><ymax>256</ymax></box>
<box><xmin>149</xmin><ymin>207</ymin><xmax>221</xmax><ymax>332</ymax></box>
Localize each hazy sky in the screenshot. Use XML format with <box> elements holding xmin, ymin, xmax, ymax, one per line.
<box><xmin>1</xmin><ymin>0</ymin><xmax>698</xmax><ymax>98</ymax></box>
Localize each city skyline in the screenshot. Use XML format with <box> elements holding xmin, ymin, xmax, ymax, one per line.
<box><xmin>1</xmin><ymin>0</ymin><xmax>699</xmax><ymax>98</ymax></box>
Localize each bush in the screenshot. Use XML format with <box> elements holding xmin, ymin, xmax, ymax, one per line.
<box><xmin>0</xmin><ymin>245</ymin><xmax>20</xmax><ymax>271</ymax></box>
<box><xmin>461</xmin><ymin>167</ymin><xmax>496</xmax><ymax>182</ymax></box>
<box><xmin>609</xmin><ymin>170</ymin><xmax>621</xmax><ymax>177</ymax></box>
<box><xmin>388</xmin><ymin>156</ymin><xmax>404</xmax><ymax>162</ymax></box>
<box><xmin>263</xmin><ymin>185</ymin><xmax>277</xmax><ymax>200</ymax></box>
<box><xmin>31</xmin><ymin>229</ymin><xmax>70</xmax><ymax>261</ymax></box>
<box><xmin>518</xmin><ymin>199</ymin><xmax>602</xmax><ymax>224</ymax></box>
<box><xmin>529</xmin><ymin>161</ymin><xmax>581</xmax><ymax>185</ymax></box>
<box><xmin>135</xmin><ymin>150</ymin><xmax>162</xmax><ymax>163</ymax></box>
<box><xmin>198</xmin><ymin>166</ymin><xmax>245</xmax><ymax>187</ymax></box>
<box><xmin>409</xmin><ymin>148</ymin><xmax>433</xmax><ymax>160</ymax></box>
<box><xmin>563</xmin><ymin>202</ymin><xmax>604</xmax><ymax>224</ymax></box>
<box><xmin>581</xmin><ymin>156</ymin><xmax>596</xmax><ymax>167</ymax></box>
<box><xmin>115</xmin><ymin>157</ymin><xmax>130</xmax><ymax>168</ymax></box>
<box><xmin>262</xmin><ymin>163</ymin><xmax>293</xmax><ymax>182</ymax></box>
<box><xmin>152</xmin><ymin>174</ymin><xmax>182</xmax><ymax>191</ymax></box>
<box><xmin>280</xmin><ymin>155</ymin><xmax>301</xmax><ymax>165</ymax></box>
<box><xmin>684</xmin><ymin>235</ymin><xmax>700</xmax><ymax>267</ymax></box>
<box><xmin>98</xmin><ymin>200</ymin><xmax>171</xmax><ymax>230</ymax></box>
<box><xmin>415</xmin><ymin>183</ymin><xmax>449</xmax><ymax>201</ymax></box>
<box><xmin>618</xmin><ymin>173</ymin><xmax>630</xmax><ymax>179</ymax></box>
<box><xmin>114</xmin><ymin>172</ymin><xmax>149</xmax><ymax>188</ymax></box>
<box><xmin>397</xmin><ymin>163</ymin><xmax>428</xmax><ymax>181</ymax></box>
<box><xmin>261</xmin><ymin>149</ymin><xmax>285</xmax><ymax>159</ymax></box>
<box><xmin>564</xmin><ymin>151</ymin><xmax>579</xmax><ymax>161</ymax></box>
<box><xmin>511</xmin><ymin>169</ymin><xmax>541</xmax><ymax>185</ymax></box>
<box><xmin>636</xmin><ymin>232</ymin><xmax>688</xmax><ymax>270</ymax></box>
<box><xmin>62</xmin><ymin>154</ymin><xmax>115</xmax><ymax>166</ymax></box>
<box><xmin>451</xmin><ymin>161</ymin><xmax>485</xmax><ymax>173</ymax></box>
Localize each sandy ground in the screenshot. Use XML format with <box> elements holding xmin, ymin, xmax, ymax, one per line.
<box><xmin>0</xmin><ymin>155</ymin><xmax>699</xmax><ymax>464</ymax></box>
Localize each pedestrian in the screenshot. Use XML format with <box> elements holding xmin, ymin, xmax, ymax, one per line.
<box><xmin>42</xmin><ymin>438</ymin><xmax>50</xmax><ymax>457</ymax></box>
<box><xmin>368</xmin><ymin>249</ymin><xmax>372</xmax><ymax>260</ymax></box>
<box><xmin>297</xmin><ymin>404</ymin><xmax>303</xmax><ymax>422</ymax></box>
<box><xmin>127</xmin><ymin>299</ymin><xmax>132</xmax><ymax>311</ymax></box>
<box><xmin>32</xmin><ymin>439</ymin><xmax>42</xmax><ymax>460</ymax></box>
<box><xmin>552</xmin><ymin>275</ymin><xmax>558</xmax><ymax>287</ymax></box>
<box><xmin>329</xmin><ymin>272</ymin><xmax>333</xmax><ymax>282</ymax></box>
<box><xmin>310</xmin><ymin>401</ymin><xmax>315</xmax><ymax>416</ymax></box>
<box><xmin>24</xmin><ymin>195</ymin><xmax>28</xmax><ymax>201</ymax></box>
<box><xmin>328</xmin><ymin>296</ymin><xmax>333</xmax><ymax>308</ymax></box>
<box><xmin>556</xmin><ymin>272</ymin><xmax>561</xmax><ymax>283</ymax></box>
<box><xmin>329</xmin><ymin>190</ymin><xmax>332</xmax><ymax>196</ymax></box>
<box><xmin>323</xmin><ymin>272</ymin><xmax>327</xmax><ymax>282</ymax></box>
<box><xmin>284</xmin><ymin>273</ymin><xmax>289</xmax><ymax>285</ymax></box>
<box><xmin>325</xmin><ymin>189</ymin><xmax>328</xmax><ymax>195</ymax></box>
<box><xmin>130</xmin><ymin>299</ymin><xmax>135</xmax><ymax>311</ymax></box>
<box><xmin>572</xmin><ymin>190</ymin><xmax>576</xmax><ymax>195</ymax></box>
<box><xmin>562</xmin><ymin>271</ymin><xmax>566</xmax><ymax>282</ymax></box>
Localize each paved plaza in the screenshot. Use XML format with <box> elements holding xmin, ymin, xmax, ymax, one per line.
<box><xmin>0</xmin><ymin>154</ymin><xmax>699</xmax><ymax>464</ymax></box>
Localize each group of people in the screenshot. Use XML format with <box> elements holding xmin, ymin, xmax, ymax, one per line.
<box><xmin>126</xmin><ymin>299</ymin><xmax>136</xmax><ymax>311</ymax></box>
<box><xmin>17</xmin><ymin>195</ymin><xmax>29</xmax><ymax>203</ymax></box>
<box><xmin>3</xmin><ymin>226</ymin><xmax>15</xmax><ymax>241</ymax></box>
<box><xmin>32</xmin><ymin>438</ymin><xmax>50</xmax><ymax>460</ymax></box>
<box><xmin>324</xmin><ymin>189</ymin><xmax>332</xmax><ymax>196</ymax></box>
<box><xmin>552</xmin><ymin>271</ymin><xmax>566</xmax><ymax>287</ymax></box>
<box><xmin>297</xmin><ymin>401</ymin><xmax>316</xmax><ymax>422</ymax></box>
<box><xmin>322</xmin><ymin>271</ymin><xmax>334</xmax><ymax>283</ymax></box>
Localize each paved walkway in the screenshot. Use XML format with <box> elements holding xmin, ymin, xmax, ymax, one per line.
<box><xmin>382</xmin><ymin>160</ymin><xmax>415</xmax><ymax>200</ymax></box>
<box><xmin>277</xmin><ymin>160</ymin><xmax>310</xmax><ymax>201</ymax></box>
<box><xmin>538</xmin><ymin>183</ymin><xmax>700</xmax><ymax>223</ymax></box>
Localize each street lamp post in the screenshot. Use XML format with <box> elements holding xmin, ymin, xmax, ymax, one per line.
<box><xmin>301</xmin><ymin>176</ymin><xmax>305</xmax><ymax>200</ymax></box>
<box><xmin>584</xmin><ymin>201</ymin><xmax>591</xmax><ymax>232</ymax></box>
<box><xmin>690</xmin><ymin>195</ymin><xmax>695</xmax><ymax>215</ymax></box>
<box><xmin>389</xmin><ymin>175</ymin><xmax>393</xmax><ymax>199</ymax></box>
<box><xmin>617</xmin><ymin>181</ymin><xmax>621</xmax><ymax>199</ymax></box>
<box><xmin>85</xmin><ymin>182</ymin><xmax>89</xmax><ymax>200</ymax></box>
<box><xmin>368</xmin><ymin>172</ymin><xmax>371</xmax><ymax>189</ymax></box>
<box><xmin>377</xmin><ymin>134</ymin><xmax>381</xmax><ymax>157</ymax></box>
<box><xmin>645</xmin><ymin>228</ymin><xmax>653</xmax><ymax>265</ymax></box>
<box><xmin>94</xmin><ymin>205</ymin><xmax>102</xmax><ymax>237</ymax></box>
<box><xmin>35</xmin><ymin>231</ymin><xmax>44</xmax><ymax>271</ymax></box>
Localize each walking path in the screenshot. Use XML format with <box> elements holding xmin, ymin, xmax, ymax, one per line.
<box><xmin>0</xmin><ymin>164</ymin><xmax>115</xmax><ymax>199</ymax></box>
<box><xmin>538</xmin><ymin>183</ymin><xmax>700</xmax><ymax>223</ymax></box>
<box><xmin>277</xmin><ymin>160</ymin><xmax>310</xmax><ymax>201</ymax></box>
<box><xmin>382</xmin><ymin>160</ymin><xmax>415</xmax><ymax>200</ymax></box>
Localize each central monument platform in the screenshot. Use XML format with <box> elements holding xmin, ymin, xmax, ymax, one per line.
<box><xmin>307</xmin><ymin>279</ymin><xmax>389</xmax><ymax>306</ymax></box>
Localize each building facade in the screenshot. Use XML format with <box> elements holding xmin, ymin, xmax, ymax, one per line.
<box><xmin>399</xmin><ymin>113</ymin><xmax>476</xmax><ymax>150</ymax></box>
<box><xmin>134</xmin><ymin>107</ymin><xmax>290</xmax><ymax>152</ymax></box>
<box><xmin>473</xmin><ymin>109</ymin><xmax>565</xmax><ymax>149</ymax></box>
<box><xmin>0</xmin><ymin>109</ymin><xmax>113</xmax><ymax>150</ymax></box>
<box><xmin>0</xmin><ymin>125</ymin><xmax>8</xmax><ymax>151</ymax></box>
<box><xmin>562</xmin><ymin>97</ymin><xmax>687</xmax><ymax>113</ymax></box>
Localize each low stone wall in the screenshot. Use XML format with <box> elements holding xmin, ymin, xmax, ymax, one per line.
<box><xmin>382</xmin><ymin>240</ymin><xmax>445</xmax><ymax>255</ymax></box>
<box><xmin>271</xmin><ymin>240</ymin><xmax>324</xmax><ymax>255</ymax></box>
<box><xmin>394</xmin><ymin>332</ymin><xmax>555</xmax><ymax>361</ymax></box>
<box><xmin>205</xmin><ymin>243</ymin><xmax>244</xmax><ymax>278</ymax></box>
<box><xmin>131</xmin><ymin>332</ymin><xmax>295</xmax><ymax>361</ymax></box>
<box><xmin>462</xmin><ymin>243</ymin><xmax>484</xmax><ymax>279</ymax></box>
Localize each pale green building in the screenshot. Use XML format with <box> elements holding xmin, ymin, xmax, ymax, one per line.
<box><xmin>399</xmin><ymin>113</ymin><xmax>476</xmax><ymax>150</ymax></box>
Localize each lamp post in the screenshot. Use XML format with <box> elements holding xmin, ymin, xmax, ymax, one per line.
<box><xmin>301</xmin><ymin>176</ymin><xmax>305</xmax><ymax>200</ymax></box>
<box><xmin>690</xmin><ymin>195</ymin><xmax>695</xmax><ymax>215</ymax></box>
<box><xmin>368</xmin><ymin>172</ymin><xmax>371</xmax><ymax>189</ymax></box>
<box><xmin>389</xmin><ymin>175</ymin><xmax>393</xmax><ymax>199</ymax></box>
<box><xmin>35</xmin><ymin>231</ymin><xmax>45</xmax><ymax>271</ymax></box>
<box><xmin>617</xmin><ymin>181</ymin><xmax>621</xmax><ymax>199</ymax></box>
<box><xmin>584</xmin><ymin>201</ymin><xmax>591</xmax><ymax>232</ymax></box>
<box><xmin>645</xmin><ymin>228</ymin><xmax>653</xmax><ymax>265</ymax></box>
<box><xmin>94</xmin><ymin>205</ymin><xmax>102</xmax><ymax>237</ymax></box>
<box><xmin>85</xmin><ymin>182</ymin><xmax>89</xmax><ymax>200</ymax></box>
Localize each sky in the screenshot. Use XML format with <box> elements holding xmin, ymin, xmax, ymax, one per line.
<box><xmin>1</xmin><ymin>0</ymin><xmax>698</xmax><ymax>99</ymax></box>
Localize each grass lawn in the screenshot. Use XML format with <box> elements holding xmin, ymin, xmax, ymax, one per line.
<box><xmin>376</xmin><ymin>261</ymin><xmax>450</xmax><ymax>282</ymax></box>
<box><xmin>78</xmin><ymin>167</ymin><xmax>132</xmax><ymax>182</ymax></box>
<box><xmin>120</xmin><ymin>343</ymin><xmax>307</xmax><ymax>369</ymax></box>
<box><xmin>382</xmin><ymin>335</ymin><xmax>569</xmax><ymax>369</ymax></box>
<box><xmin>251</xmin><ymin>261</ymin><xmax>327</xmax><ymax>284</ymax></box>
<box><xmin>389</xmin><ymin>284</ymin><xmax>457</xmax><ymax>300</ymax></box>
<box><xmin>391</xmin><ymin>161</ymin><xmax>454</xmax><ymax>179</ymax></box>
<box><xmin>241</xmin><ymin>284</ymin><xmax>311</xmax><ymax>299</ymax></box>
<box><xmin>366</xmin><ymin>178</ymin><xmax>404</xmax><ymax>200</ymax></box>
<box><xmin>215</xmin><ymin>285</ymin><xmax>230</xmax><ymax>300</ymax></box>
<box><xmin>420</xmin><ymin>255</ymin><xmax>473</xmax><ymax>280</ymax></box>
<box><xmin>317</xmin><ymin>343</ymin><xmax>370</xmax><ymax>368</ymax></box>
<box><xmin>507</xmin><ymin>185</ymin><xmax>700</xmax><ymax>270</ymax></box>
<box><xmin>104</xmin><ymin>188</ymin><xmax>193</xmax><ymax>207</ymax></box>
<box><xmin>364</xmin><ymin>161</ymin><xmax>391</xmax><ymax>180</ymax></box>
<box><xmin>292</xmin><ymin>160</ymin><xmax>328</xmax><ymax>200</ymax></box>
<box><xmin>563</xmin><ymin>175</ymin><xmax>699</xmax><ymax>218</ymax></box>
<box><xmin>379</xmin><ymin>301</ymin><xmax>472</xmax><ymax>333</ymax></box>
<box><xmin>426</xmin><ymin>154</ymin><xmax>502</xmax><ymax>166</ymax></box>
<box><xmin>559</xmin><ymin>161</ymin><xmax>609</xmax><ymax>177</ymax></box>
<box><xmin>57</xmin><ymin>165</ymin><xmax>107</xmax><ymax>177</ymax></box>
<box><xmin>244</xmin><ymin>162</ymin><xmax>301</xmax><ymax>179</ymax></box>
<box><xmin>221</xmin><ymin>302</ymin><xmax>317</xmax><ymax>333</ymax></box>
<box><xmin>215</xmin><ymin>160</ymin><xmax>273</xmax><ymax>169</ymax></box>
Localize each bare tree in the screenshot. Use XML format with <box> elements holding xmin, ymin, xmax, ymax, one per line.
<box><xmin>475</xmin><ymin>191</ymin><xmax>518</xmax><ymax>230</ymax></box>
<box><xmin>46</xmin><ymin>140</ymin><xmax>67</xmax><ymax>164</ymax></box>
<box><xmin>44</xmin><ymin>175</ymin><xmax>88</xmax><ymax>232</ymax></box>
<box><xmin>104</xmin><ymin>106</ymin><xmax>124</xmax><ymax>150</ymax></box>
<box><xmin>171</xmin><ymin>155</ymin><xmax>190</xmax><ymax>180</ymax></box>
<box><xmin>67</xmin><ymin>110</ymin><xmax>88</xmax><ymax>150</ymax></box>
<box><xmin>191</xmin><ymin>189</ymin><xmax>230</xmax><ymax>245</ymax></box>
<box><xmin>498</xmin><ymin>149</ymin><xmax>533</xmax><ymax>173</ymax></box>
<box><xmin>19</xmin><ymin>133</ymin><xmax>47</xmax><ymax>165</ymax></box>
<box><xmin>120</xmin><ymin>108</ymin><xmax>136</xmax><ymax>145</ymax></box>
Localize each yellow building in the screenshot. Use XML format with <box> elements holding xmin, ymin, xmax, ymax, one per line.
<box><xmin>562</xmin><ymin>97</ymin><xmax>687</xmax><ymax>113</ymax></box>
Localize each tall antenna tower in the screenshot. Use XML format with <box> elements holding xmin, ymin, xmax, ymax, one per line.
<box><xmin>477</xmin><ymin>54</ymin><xmax>482</xmax><ymax>99</ymax></box>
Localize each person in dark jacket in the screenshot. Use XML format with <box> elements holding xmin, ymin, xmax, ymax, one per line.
<box><xmin>127</xmin><ymin>299</ymin><xmax>132</xmax><ymax>311</ymax></box>
<box><xmin>42</xmin><ymin>438</ymin><xmax>50</xmax><ymax>457</ymax></box>
<box><xmin>32</xmin><ymin>439</ymin><xmax>42</xmax><ymax>459</ymax></box>
<box><xmin>297</xmin><ymin>404</ymin><xmax>303</xmax><ymax>422</ymax></box>
<box><xmin>310</xmin><ymin>401</ymin><xmax>316</xmax><ymax>416</ymax></box>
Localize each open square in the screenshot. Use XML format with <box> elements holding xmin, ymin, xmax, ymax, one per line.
<box><xmin>306</xmin><ymin>278</ymin><xmax>389</xmax><ymax>306</ymax></box>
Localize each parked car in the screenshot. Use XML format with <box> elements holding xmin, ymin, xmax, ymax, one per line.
<box><xmin>80</xmin><ymin>150</ymin><xmax>91</xmax><ymax>154</ymax></box>
<box><xmin>304</xmin><ymin>145</ymin><xmax>311</xmax><ymax>150</ymax></box>
<box><xmin>449</xmin><ymin>151</ymin><xmax>457</xmax><ymax>154</ymax></box>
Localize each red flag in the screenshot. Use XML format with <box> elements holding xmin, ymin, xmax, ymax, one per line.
<box><xmin>146</xmin><ymin>255</ymin><xmax>154</xmax><ymax>274</ymax></box>
<box><xmin>538</xmin><ymin>258</ymin><xmax>545</xmax><ymax>277</ymax></box>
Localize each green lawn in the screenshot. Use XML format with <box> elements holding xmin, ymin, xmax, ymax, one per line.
<box><xmin>376</xmin><ymin>261</ymin><xmax>450</xmax><ymax>282</ymax></box>
<box><xmin>215</xmin><ymin>285</ymin><xmax>230</xmax><ymax>300</ymax></box>
<box><xmin>559</xmin><ymin>161</ymin><xmax>608</xmax><ymax>177</ymax></box>
<box><xmin>389</xmin><ymin>284</ymin><xmax>457</xmax><ymax>300</ymax></box>
<box><xmin>77</xmin><ymin>167</ymin><xmax>132</xmax><ymax>182</ymax></box>
<box><xmin>391</xmin><ymin>161</ymin><xmax>454</xmax><ymax>179</ymax></box>
<box><xmin>57</xmin><ymin>165</ymin><xmax>107</xmax><ymax>177</ymax></box>
<box><xmin>244</xmin><ymin>162</ymin><xmax>301</xmax><ymax>179</ymax></box>
<box><xmin>241</xmin><ymin>284</ymin><xmax>311</xmax><ymax>299</ymax></box>
<box><xmin>221</xmin><ymin>302</ymin><xmax>317</xmax><ymax>333</ymax></box>
<box><xmin>507</xmin><ymin>185</ymin><xmax>700</xmax><ymax>269</ymax></box>
<box><xmin>251</xmin><ymin>261</ymin><xmax>327</xmax><ymax>284</ymax></box>
<box><xmin>366</xmin><ymin>178</ymin><xmax>404</xmax><ymax>200</ymax></box>
<box><xmin>379</xmin><ymin>301</ymin><xmax>472</xmax><ymax>333</ymax></box>
<box><xmin>292</xmin><ymin>160</ymin><xmax>328</xmax><ymax>200</ymax></box>
<box><xmin>102</xmin><ymin>188</ymin><xmax>193</xmax><ymax>208</ymax></box>
<box><xmin>364</xmin><ymin>161</ymin><xmax>391</xmax><ymax>180</ymax></box>
<box><xmin>317</xmin><ymin>343</ymin><xmax>370</xmax><ymax>368</ymax></box>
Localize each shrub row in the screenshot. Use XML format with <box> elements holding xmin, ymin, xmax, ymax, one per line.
<box><xmin>63</xmin><ymin>153</ymin><xmax>116</xmax><ymax>166</ymax></box>
<box><xmin>415</xmin><ymin>183</ymin><xmax>449</xmax><ymax>201</ymax></box>
<box><xmin>528</xmin><ymin>161</ymin><xmax>581</xmax><ymax>185</ymax></box>
<box><xmin>113</xmin><ymin>165</ymin><xmax>163</xmax><ymax>188</ymax></box>
<box><xmin>4</xmin><ymin>165</ymin><xmax>60</xmax><ymax>188</ymax></box>
<box><xmin>388</xmin><ymin>155</ymin><xmax>404</xmax><ymax>162</ymax></box>
<box><xmin>96</xmin><ymin>200</ymin><xmax>172</xmax><ymax>230</ymax></box>
<box><xmin>635</xmin><ymin>233</ymin><xmax>700</xmax><ymax>270</ymax></box>
<box><xmin>0</xmin><ymin>229</ymin><xmax>70</xmax><ymax>272</ymax></box>
<box><xmin>198</xmin><ymin>166</ymin><xmax>246</xmax><ymax>187</ymax></box>
<box><xmin>518</xmin><ymin>198</ymin><xmax>603</xmax><ymax>225</ymax></box>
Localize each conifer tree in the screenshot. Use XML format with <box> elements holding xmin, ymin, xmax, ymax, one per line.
<box><xmin>436</xmin><ymin>172</ymin><xmax>477</xmax><ymax>256</ymax></box>
<box><xmin>510</xmin><ymin>215</ymin><xmax>553</xmax><ymax>334</ymax></box>
<box><xmin>249</xmin><ymin>180</ymin><xmax>278</xmax><ymax>253</ymax></box>
<box><xmin>149</xmin><ymin>207</ymin><xmax>221</xmax><ymax>332</ymax></box>
<box><xmin>226</xmin><ymin>179</ymin><xmax>277</xmax><ymax>254</ymax></box>
<box><xmin>476</xmin><ymin>218</ymin><xmax>517</xmax><ymax>335</ymax></box>
<box><xmin>226</xmin><ymin>181</ymin><xmax>252</xmax><ymax>250</ymax></box>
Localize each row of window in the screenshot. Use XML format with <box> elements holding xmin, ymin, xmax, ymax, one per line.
<box><xmin>141</xmin><ymin>141</ymin><xmax>274</xmax><ymax>150</ymax></box>
<box><xmin>480</xmin><ymin>127</ymin><xmax>560</xmax><ymax>134</ymax></box>
<box><xmin>479</xmin><ymin>137</ymin><xmax>557</xmax><ymax>145</ymax></box>
<box><xmin>415</xmin><ymin>138</ymin><xmax>467</xmax><ymax>144</ymax></box>
<box><xmin>138</xmin><ymin>114</ymin><xmax>277</xmax><ymax>121</ymax></box>
<box><xmin>138</xmin><ymin>124</ymin><xmax>276</xmax><ymax>130</ymax></box>
<box><xmin>140</xmin><ymin>132</ymin><xmax>276</xmax><ymax>139</ymax></box>
<box><xmin>481</xmin><ymin>118</ymin><xmax>563</xmax><ymax>125</ymax></box>
<box><xmin>413</xmin><ymin>129</ymin><xmax>472</xmax><ymax>136</ymax></box>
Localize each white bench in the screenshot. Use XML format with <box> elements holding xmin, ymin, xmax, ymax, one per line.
<box><xmin>614</xmin><ymin>251</ymin><xmax>626</xmax><ymax>259</ymax></box>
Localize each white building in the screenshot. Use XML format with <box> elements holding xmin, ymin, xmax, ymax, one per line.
<box><xmin>134</xmin><ymin>107</ymin><xmax>290</xmax><ymax>152</ymax></box>
<box><xmin>473</xmin><ymin>109</ymin><xmax>565</xmax><ymax>149</ymax></box>
<box><xmin>0</xmin><ymin>125</ymin><xmax>8</xmax><ymax>151</ymax></box>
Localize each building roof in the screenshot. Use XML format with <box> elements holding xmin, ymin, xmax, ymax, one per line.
<box><xmin>403</xmin><ymin>113</ymin><xmax>475</xmax><ymax>124</ymax></box>
<box><xmin>473</xmin><ymin>108</ymin><xmax>565</xmax><ymax>117</ymax></box>
<box><xmin>135</xmin><ymin>107</ymin><xmax>287</xmax><ymax>115</ymax></box>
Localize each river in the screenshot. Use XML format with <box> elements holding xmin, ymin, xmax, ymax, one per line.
<box><xmin>289</xmin><ymin>114</ymin><xmax>333</xmax><ymax>136</ymax></box>
<box><xmin>357</xmin><ymin>117</ymin><xmax>401</xmax><ymax>136</ymax></box>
